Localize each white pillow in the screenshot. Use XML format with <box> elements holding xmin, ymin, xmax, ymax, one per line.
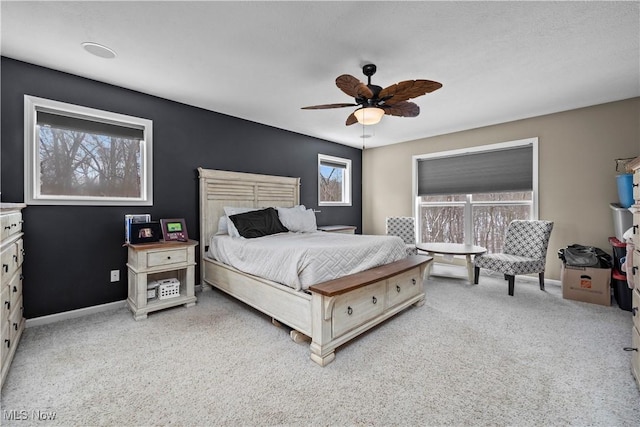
<box><xmin>224</xmin><ymin>206</ymin><xmax>258</xmax><ymax>238</ymax></box>
<box><xmin>277</xmin><ymin>206</ymin><xmax>317</xmax><ymax>233</ymax></box>
<box><xmin>216</xmin><ymin>216</ymin><xmax>228</xmax><ymax>235</ymax></box>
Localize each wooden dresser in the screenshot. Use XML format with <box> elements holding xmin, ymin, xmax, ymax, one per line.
<box><xmin>627</xmin><ymin>158</ymin><xmax>640</xmax><ymax>389</ymax></box>
<box><xmin>1</xmin><ymin>203</ymin><xmax>25</xmax><ymax>388</ymax></box>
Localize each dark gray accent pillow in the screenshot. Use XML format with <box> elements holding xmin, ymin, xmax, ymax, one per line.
<box><xmin>229</xmin><ymin>207</ymin><xmax>289</xmax><ymax>238</ymax></box>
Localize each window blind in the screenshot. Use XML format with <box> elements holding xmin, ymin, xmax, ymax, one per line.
<box><xmin>37</xmin><ymin>111</ymin><xmax>144</xmax><ymax>140</ymax></box>
<box><xmin>417</xmin><ymin>144</ymin><xmax>533</xmax><ymax>196</ymax></box>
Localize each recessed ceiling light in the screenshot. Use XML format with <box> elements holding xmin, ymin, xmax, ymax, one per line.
<box><xmin>81</xmin><ymin>42</ymin><xmax>116</xmax><ymax>59</ymax></box>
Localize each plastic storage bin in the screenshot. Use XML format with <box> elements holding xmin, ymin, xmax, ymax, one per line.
<box><xmin>608</xmin><ymin>236</ymin><xmax>627</xmax><ymax>274</ymax></box>
<box><xmin>609</xmin><ymin>203</ymin><xmax>632</xmax><ymax>241</ymax></box>
<box><xmin>616</xmin><ymin>173</ymin><xmax>634</xmax><ymax>208</ymax></box>
<box><xmin>611</xmin><ymin>268</ymin><xmax>632</xmax><ymax>311</ymax></box>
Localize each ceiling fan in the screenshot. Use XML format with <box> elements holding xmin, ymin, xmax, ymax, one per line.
<box><xmin>302</xmin><ymin>63</ymin><xmax>442</xmax><ymax>126</ymax></box>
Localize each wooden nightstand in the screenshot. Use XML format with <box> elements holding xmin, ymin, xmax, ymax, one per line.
<box><xmin>317</xmin><ymin>225</ymin><xmax>357</xmax><ymax>234</ymax></box>
<box><xmin>126</xmin><ymin>239</ymin><xmax>198</xmax><ymax>320</ymax></box>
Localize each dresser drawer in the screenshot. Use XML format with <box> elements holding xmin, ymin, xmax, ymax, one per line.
<box><xmin>387</xmin><ymin>268</ymin><xmax>422</xmax><ymax>308</ymax></box>
<box><xmin>0</xmin><ymin>212</ymin><xmax>22</xmax><ymax>241</ymax></box>
<box><xmin>1</xmin><ymin>320</ymin><xmax>9</xmax><ymax>366</ymax></box>
<box><xmin>634</xmin><ymin>212</ymin><xmax>640</xmax><ymax>244</ymax></box>
<box><xmin>16</xmin><ymin>238</ymin><xmax>24</xmax><ymax>267</ymax></box>
<box><xmin>633</xmin><ymin>251</ymin><xmax>640</xmax><ymax>291</ymax></box>
<box><xmin>8</xmin><ymin>268</ymin><xmax>22</xmax><ymax>311</ymax></box>
<box><xmin>9</xmin><ymin>296</ymin><xmax>22</xmax><ymax>342</ymax></box>
<box><xmin>1</xmin><ymin>243</ymin><xmax>18</xmax><ymax>285</ymax></box>
<box><xmin>1</xmin><ymin>284</ymin><xmax>10</xmax><ymax>323</ymax></box>
<box><xmin>332</xmin><ymin>282</ymin><xmax>385</xmax><ymax>337</ymax></box>
<box><xmin>147</xmin><ymin>248</ymin><xmax>188</xmax><ymax>268</ymax></box>
<box><xmin>633</xmin><ymin>288</ymin><xmax>640</xmax><ymax>331</ymax></box>
<box><xmin>634</xmin><ymin>171</ymin><xmax>640</xmax><ymax>202</ymax></box>
<box><xmin>632</xmin><ymin>326</ymin><xmax>640</xmax><ymax>388</ymax></box>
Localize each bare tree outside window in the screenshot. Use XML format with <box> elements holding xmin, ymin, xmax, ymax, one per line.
<box><xmin>319</xmin><ymin>165</ymin><xmax>343</xmax><ymax>202</ymax></box>
<box><xmin>420</xmin><ymin>191</ymin><xmax>532</xmax><ymax>253</ymax></box>
<box><xmin>38</xmin><ymin>127</ymin><xmax>142</xmax><ymax>198</ymax></box>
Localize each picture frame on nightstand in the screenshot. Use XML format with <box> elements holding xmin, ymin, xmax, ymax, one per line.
<box><xmin>130</xmin><ymin>221</ymin><xmax>161</xmax><ymax>244</ymax></box>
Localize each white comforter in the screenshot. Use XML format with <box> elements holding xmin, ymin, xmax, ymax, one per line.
<box><xmin>208</xmin><ymin>232</ymin><xmax>407</xmax><ymax>290</ymax></box>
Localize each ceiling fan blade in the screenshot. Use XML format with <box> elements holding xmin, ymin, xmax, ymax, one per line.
<box><xmin>301</xmin><ymin>103</ymin><xmax>358</xmax><ymax>110</ymax></box>
<box><xmin>345</xmin><ymin>112</ymin><xmax>358</xmax><ymax>126</ymax></box>
<box><xmin>382</xmin><ymin>101</ymin><xmax>420</xmax><ymax>117</ymax></box>
<box><xmin>379</xmin><ymin>80</ymin><xmax>442</xmax><ymax>105</ymax></box>
<box><xmin>336</xmin><ymin>74</ymin><xmax>374</xmax><ymax>99</ymax></box>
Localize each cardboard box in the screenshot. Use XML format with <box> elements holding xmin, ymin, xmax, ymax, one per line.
<box><xmin>561</xmin><ymin>264</ymin><xmax>611</xmax><ymax>306</ymax></box>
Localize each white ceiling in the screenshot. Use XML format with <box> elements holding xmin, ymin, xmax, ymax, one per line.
<box><xmin>1</xmin><ymin>1</ymin><xmax>638</xmax><ymax>149</ymax></box>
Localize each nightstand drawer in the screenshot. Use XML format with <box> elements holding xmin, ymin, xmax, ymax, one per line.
<box><xmin>147</xmin><ymin>248</ymin><xmax>188</xmax><ymax>267</ymax></box>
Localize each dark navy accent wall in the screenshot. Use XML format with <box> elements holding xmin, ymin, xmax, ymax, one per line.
<box><xmin>1</xmin><ymin>57</ymin><xmax>362</xmax><ymax>318</ymax></box>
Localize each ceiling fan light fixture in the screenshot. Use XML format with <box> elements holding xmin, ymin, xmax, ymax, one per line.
<box><xmin>353</xmin><ymin>107</ymin><xmax>384</xmax><ymax>125</ymax></box>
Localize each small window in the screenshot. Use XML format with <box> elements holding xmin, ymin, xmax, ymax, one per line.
<box><xmin>318</xmin><ymin>154</ymin><xmax>351</xmax><ymax>206</ymax></box>
<box><xmin>25</xmin><ymin>95</ymin><xmax>153</xmax><ymax>206</ymax></box>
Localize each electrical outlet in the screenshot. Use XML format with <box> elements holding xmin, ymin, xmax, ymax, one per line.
<box><xmin>110</xmin><ymin>270</ymin><xmax>120</xmax><ymax>282</ymax></box>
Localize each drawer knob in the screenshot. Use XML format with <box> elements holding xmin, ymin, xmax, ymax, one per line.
<box><xmin>633</xmin><ymin>266</ymin><xmax>638</xmax><ymax>276</ymax></box>
<box><xmin>4</xmin><ymin>226</ymin><xmax>10</xmax><ymax>230</ymax></box>
<box><xmin>4</xmin><ymin>339</ymin><xmax>9</xmax><ymax>348</ymax></box>
<box><xmin>634</xmin><ymin>183</ymin><xmax>639</xmax><ymax>188</ymax></box>
<box><xmin>167</xmin><ymin>256</ymin><xmax>171</xmax><ymax>260</ymax></box>
<box><xmin>396</xmin><ymin>285</ymin><xmax>401</xmax><ymax>293</ymax></box>
<box><xmin>13</xmin><ymin>254</ymin><xmax>18</xmax><ymax>262</ymax></box>
<box><xmin>347</xmin><ymin>306</ymin><xmax>353</xmax><ymax>315</ymax></box>
<box><xmin>634</xmin><ymin>225</ymin><xmax>639</xmax><ymax>234</ymax></box>
<box><xmin>12</xmin><ymin>286</ymin><xmax>17</xmax><ymax>293</ymax></box>
<box><xmin>2</xmin><ymin>264</ymin><xmax>8</xmax><ymax>273</ymax></box>
<box><xmin>12</xmin><ymin>322</ymin><xmax>18</xmax><ymax>331</ymax></box>
<box><xmin>4</xmin><ymin>301</ymin><xmax>10</xmax><ymax>310</ymax></box>
<box><xmin>412</xmin><ymin>278</ymin><xmax>416</xmax><ymax>285</ymax></box>
<box><xmin>623</xmin><ymin>347</ymin><xmax>638</xmax><ymax>352</ymax></box>
<box><xmin>372</xmin><ymin>296</ymin><xmax>377</xmax><ymax>304</ymax></box>
<box><xmin>632</xmin><ymin>307</ymin><xmax>638</xmax><ymax>316</ymax></box>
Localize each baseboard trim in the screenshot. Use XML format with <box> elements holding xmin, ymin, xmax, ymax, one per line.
<box><xmin>25</xmin><ymin>300</ymin><xmax>127</xmax><ymax>328</ymax></box>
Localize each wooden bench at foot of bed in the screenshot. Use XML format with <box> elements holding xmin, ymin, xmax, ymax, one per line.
<box><xmin>202</xmin><ymin>254</ymin><xmax>432</xmax><ymax>366</ymax></box>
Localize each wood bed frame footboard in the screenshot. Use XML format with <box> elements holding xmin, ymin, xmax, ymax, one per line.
<box><xmin>198</xmin><ymin>167</ymin><xmax>432</xmax><ymax>366</ymax></box>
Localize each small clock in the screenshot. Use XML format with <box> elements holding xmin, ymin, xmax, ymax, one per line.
<box><xmin>160</xmin><ymin>218</ymin><xmax>189</xmax><ymax>242</ymax></box>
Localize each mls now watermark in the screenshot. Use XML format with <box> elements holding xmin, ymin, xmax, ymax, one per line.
<box><xmin>3</xmin><ymin>409</ymin><xmax>57</xmax><ymax>421</ymax></box>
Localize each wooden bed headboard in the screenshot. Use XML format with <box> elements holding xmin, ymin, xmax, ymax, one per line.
<box><xmin>197</xmin><ymin>168</ymin><xmax>301</xmax><ymax>251</ymax></box>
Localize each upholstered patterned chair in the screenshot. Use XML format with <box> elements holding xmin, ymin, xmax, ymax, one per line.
<box><xmin>386</xmin><ymin>217</ymin><xmax>418</xmax><ymax>256</ymax></box>
<box><xmin>473</xmin><ymin>220</ymin><xmax>554</xmax><ymax>296</ymax></box>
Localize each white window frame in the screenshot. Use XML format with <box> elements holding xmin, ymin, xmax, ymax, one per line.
<box><xmin>318</xmin><ymin>154</ymin><xmax>352</xmax><ymax>206</ymax></box>
<box><xmin>24</xmin><ymin>95</ymin><xmax>153</xmax><ymax>206</ymax></box>
<box><xmin>411</xmin><ymin>138</ymin><xmax>538</xmax><ymax>245</ymax></box>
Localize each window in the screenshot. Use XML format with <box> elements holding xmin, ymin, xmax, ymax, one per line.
<box><xmin>25</xmin><ymin>95</ymin><xmax>153</xmax><ymax>206</ymax></box>
<box><xmin>413</xmin><ymin>138</ymin><xmax>538</xmax><ymax>253</ymax></box>
<box><xmin>318</xmin><ymin>154</ymin><xmax>351</xmax><ymax>206</ymax></box>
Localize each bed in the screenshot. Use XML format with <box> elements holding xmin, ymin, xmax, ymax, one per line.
<box><xmin>198</xmin><ymin>168</ymin><xmax>432</xmax><ymax>366</ymax></box>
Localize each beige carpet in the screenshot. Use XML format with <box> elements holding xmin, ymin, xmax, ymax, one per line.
<box><xmin>1</xmin><ymin>271</ymin><xmax>639</xmax><ymax>426</ymax></box>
